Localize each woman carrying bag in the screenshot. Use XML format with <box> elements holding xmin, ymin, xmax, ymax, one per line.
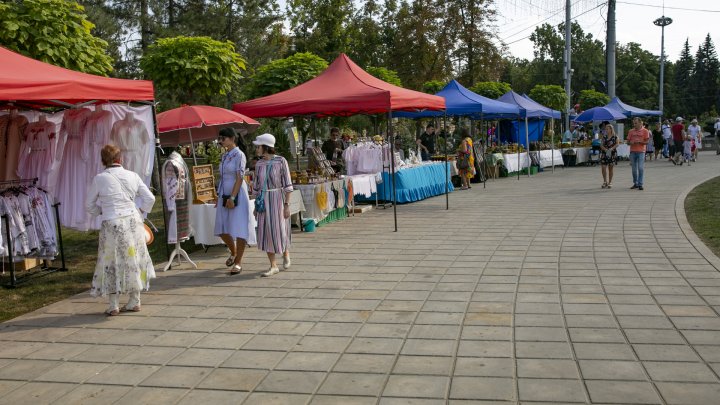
<box><xmin>252</xmin><ymin>134</ymin><xmax>294</xmax><ymax>277</ymax></box>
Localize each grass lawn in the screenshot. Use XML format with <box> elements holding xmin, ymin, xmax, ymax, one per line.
<box><xmin>685</xmin><ymin>176</ymin><xmax>720</xmax><ymax>258</ymax></box>
<box><xmin>0</xmin><ymin>202</ymin><xmax>201</xmax><ymax>322</ymax></box>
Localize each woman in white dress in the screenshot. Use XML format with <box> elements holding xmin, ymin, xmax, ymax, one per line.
<box><xmin>86</xmin><ymin>145</ymin><xmax>156</xmax><ymax>316</ymax></box>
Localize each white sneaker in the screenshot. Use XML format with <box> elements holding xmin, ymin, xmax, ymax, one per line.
<box><xmin>262</xmin><ymin>267</ymin><xmax>280</xmax><ymax>277</ymax></box>
<box><xmin>283</xmin><ymin>256</ymin><xmax>291</xmax><ymax>270</ymax></box>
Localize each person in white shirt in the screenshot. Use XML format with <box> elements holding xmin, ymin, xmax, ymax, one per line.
<box><xmin>714</xmin><ymin>119</ymin><xmax>720</xmax><ymax>136</ymax></box>
<box><xmin>86</xmin><ymin>144</ymin><xmax>156</xmax><ymax>316</ymax></box>
<box><xmin>687</xmin><ymin>119</ymin><xmax>702</xmax><ymax>161</ymax></box>
<box><xmin>661</xmin><ymin>119</ymin><xmax>672</xmax><ymax>158</ymax></box>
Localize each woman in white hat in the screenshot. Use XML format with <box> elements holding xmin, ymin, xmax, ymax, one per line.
<box><xmin>687</xmin><ymin>118</ymin><xmax>702</xmax><ymax>161</ymax></box>
<box><xmin>252</xmin><ymin>134</ymin><xmax>293</xmax><ymax>277</ymax></box>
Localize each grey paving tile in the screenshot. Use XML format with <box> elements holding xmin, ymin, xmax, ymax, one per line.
<box><xmin>579</xmin><ymin>360</ymin><xmax>648</xmax><ymax>381</ymax></box>
<box><xmin>313</xmin><ymin>395</ymin><xmax>377</xmax><ymax>405</ymax></box>
<box><xmin>333</xmin><ymin>353</ymin><xmax>396</xmax><ymax>373</ymax></box>
<box><xmin>318</xmin><ymin>373</ymin><xmax>387</xmax><ymax>396</ymax></box>
<box><xmin>0</xmin><ymin>359</ymin><xmax>60</xmax><ymax>380</ymax></box>
<box><xmin>54</xmin><ymin>384</ymin><xmax>133</xmax><ymax>405</ymax></box>
<box><xmin>383</xmin><ymin>375</ymin><xmax>449</xmax><ymax>398</ymax></box>
<box><xmin>516</xmin><ymin>342</ymin><xmax>573</xmax><ymax>359</ymax></box>
<box><xmin>453</xmin><ymin>357</ymin><xmax>513</xmax><ymax>377</ymax></box>
<box><xmin>242</xmin><ymin>392</ymin><xmax>310</xmax><ymax>404</ymax></box>
<box><xmin>516</xmin><ymin>359</ymin><xmax>579</xmax><ymax>379</ymax></box>
<box><xmin>449</xmin><ymin>377</ymin><xmax>515</xmax><ymax>401</ymax></box>
<box><xmin>518</xmin><ymin>378</ymin><xmax>586</xmax><ymax>403</ymax></box>
<box><xmin>275</xmin><ymin>352</ymin><xmax>339</xmax><ymax>372</ymax></box>
<box><xmin>177</xmin><ymin>389</ymin><xmax>248</xmax><ymax>404</ymax></box>
<box><xmin>586</xmin><ymin>380</ymin><xmax>661</xmax><ymax>404</ymax></box>
<box><xmin>255</xmin><ymin>370</ymin><xmax>325</xmax><ymax>394</ymax></box>
<box><xmin>393</xmin><ymin>355</ymin><xmax>453</xmax><ymax>375</ymax></box>
<box><xmin>196</xmin><ymin>368</ymin><xmax>267</xmax><ymax>391</ymax></box>
<box><xmin>0</xmin><ymin>381</ymin><xmax>76</xmax><ymax>404</ymax></box>
<box><xmin>220</xmin><ymin>350</ymin><xmax>285</xmax><ymax>369</ymax></box>
<box><xmin>634</xmin><ymin>344</ymin><xmax>701</xmax><ymax>361</ymax></box>
<box><xmin>34</xmin><ymin>361</ymin><xmax>108</xmax><ymax>383</ymax></box>
<box><xmin>644</xmin><ymin>361</ymin><xmax>718</xmax><ymax>382</ymax></box>
<box><xmin>139</xmin><ymin>365</ymin><xmax>212</xmax><ymax>388</ymax></box>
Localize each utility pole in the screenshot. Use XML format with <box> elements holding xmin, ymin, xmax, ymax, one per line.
<box><xmin>607</xmin><ymin>0</ymin><xmax>616</xmax><ymax>98</ymax></box>
<box><xmin>654</xmin><ymin>16</ymin><xmax>673</xmax><ymax>119</ymax></box>
<box><xmin>564</xmin><ymin>0</ymin><xmax>572</xmax><ymax>132</ymax></box>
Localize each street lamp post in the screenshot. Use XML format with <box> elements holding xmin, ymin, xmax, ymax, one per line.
<box><xmin>654</xmin><ymin>16</ymin><xmax>672</xmax><ymax>121</ymax></box>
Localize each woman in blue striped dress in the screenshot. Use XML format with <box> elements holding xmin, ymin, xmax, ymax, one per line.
<box><xmin>252</xmin><ymin>134</ymin><xmax>293</xmax><ymax>277</ymax></box>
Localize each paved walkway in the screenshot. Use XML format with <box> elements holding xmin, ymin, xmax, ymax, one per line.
<box><xmin>2</xmin><ymin>153</ymin><xmax>720</xmax><ymax>404</ymax></box>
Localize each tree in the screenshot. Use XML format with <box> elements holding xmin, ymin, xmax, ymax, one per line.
<box><xmin>529</xmin><ymin>85</ymin><xmax>567</xmax><ymax>112</ymax></box>
<box><xmin>245</xmin><ymin>52</ymin><xmax>329</xmax><ymax>99</ymax></box>
<box><xmin>287</xmin><ymin>0</ymin><xmax>355</xmax><ymax>61</ymax></box>
<box><xmin>347</xmin><ymin>0</ymin><xmax>385</xmax><ymax>68</ymax></box>
<box><xmin>578</xmin><ymin>89</ymin><xmax>610</xmax><ymax>110</ymax></box>
<box><xmin>692</xmin><ymin>34</ymin><xmax>720</xmax><ymax>115</ymax></box>
<box><xmin>615</xmin><ymin>42</ymin><xmax>659</xmax><ymax>110</ymax></box>
<box><xmin>446</xmin><ymin>0</ymin><xmax>502</xmax><ymax>84</ymax></box>
<box><xmin>140</xmin><ymin>36</ymin><xmax>246</xmax><ymax>106</ymax></box>
<box><xmin>0</xmin><ymin>0</ymin><xmax>113</xmax><ymax>76</ymax></box>
<box><xmin>470</xmin><ymin>82</ymin><xmax>512</xmax><ymax>99</ymax></box>
<box><xmin>367</xmin><ymin>66</ymin><xmax>402</xmax><ymax>86</ymax></box>
<box><xmin>422</xmin><ymin>80</ymin><xmax>446</xmax><ymax>94</ymax></box>
<box><xmin>672</xmin><ymin>39</ymin><xmax>695</xmax><ymax>117</ymax></box>
<box><xmin>500</xmin><ymin>57</ymin><xmax>532</xmax><ymax>95</ymax></box>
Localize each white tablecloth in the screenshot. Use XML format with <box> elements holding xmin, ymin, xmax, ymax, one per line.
<box><xmin>562</xmin><ymin>147</ymin><xmax>591</xmax><ymax>164</ymax></box>
<box><xmin>502</xmin><ymin>152</ymin><xmax>530</xmax><ymax>172</ymax></box>
<box><xmin>345</xmin><ymin>174</ymin><xmax>377</xmax><ymax>197</ymax></box>
<box><xmin>616</xmin><ymin>144</ymin><xmax>630</xmax><ymax>158</ymax></box>
<box><xmin>295</xmin><ymin>179</ymin><xmax>347</xmax><ymax>224</ymax></box>
<box><xmin>536</xmin><ymin>150</ymin><xmax>564</xmax><ymax>167</ymax></box>
<box><xmin>190</xmin><ymin>190</ymin><xmax>305</xmax><ymax>246</ymax></box>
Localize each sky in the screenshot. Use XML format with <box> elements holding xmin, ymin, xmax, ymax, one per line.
<box><xmin>495</xmin><ymin>0</ymin><xmax>720</xmax><ymax>62</ymax></box>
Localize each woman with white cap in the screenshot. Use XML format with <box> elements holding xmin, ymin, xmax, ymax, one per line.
<box><xmin>252</xmin><ymin>133</ymin><xmax>293</xmax><ymax>277</ymax></box>
<box><xmin>687</xmin><ymin>119</ymin><xmax>702</xmax><ymax>161</ymax></box>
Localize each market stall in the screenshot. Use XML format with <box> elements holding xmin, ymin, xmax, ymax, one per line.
<box><xmin>0</xmin><ymin>46</ymin><xmax>155</xmax><ymax>286</ymax></box>
<box><xmin>358</xmin><ymin>162</ymin><xmax>453</xmax><ymax>204</ymax></box>
<box><xmin>233</xmin><ymin>54</ymin><xmax>446</xmax><ymax>231</ymax></box>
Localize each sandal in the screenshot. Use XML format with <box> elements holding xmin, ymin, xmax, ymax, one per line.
<box><xmin>229</xmin><ymin>264</ymin><xmax>242</xmax><ymax>275</ymax></box>
<box><xmin>601</xmin><ymin>183</ymin><xmax>607</xmax><ymax>189</ymax></box>
<box><xmin>104</xmin><ymin>308</ymin><xmax>119</xmax><ymax>316</ymax></box>
<box><xmin>120</xmin><ymin>305</ymin><xmax>141</xmax><ymax>313</ymax></box>
<box><xmin>225</xmin><ymin>255</ymin><xmax>235</xmax><ymax>267</ymax></box>
<box><xmin>606</xmin><ymin>183</ymin><xmax>612</xmax><ymax>189</ymax></box>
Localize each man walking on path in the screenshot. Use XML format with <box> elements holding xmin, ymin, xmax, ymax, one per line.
<box><xmin>628</xmin><ymin>117</ymin><xmax>650</xmax><ymax>190</ymax></box>
<box><xmin>671</xmin><ymin>117</ymin><xmax>685</xmax><ymax>164</ymax></box>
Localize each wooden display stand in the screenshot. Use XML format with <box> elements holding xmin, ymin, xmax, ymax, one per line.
<box><xmin>308</xmin><ymin>147</ymin><xmax>335</xmax><ymax>177</ymax></box>
<box><xmin>191</xmin><ymin>164</ymin><xmax>217</xmax><ymax>204</ymax></box>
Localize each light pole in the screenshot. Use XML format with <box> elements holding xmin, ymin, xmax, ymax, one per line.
<box><xmin>654</xmin><ymin>16</ymin><xmax>672</xmax><ymax>120</ymax></box>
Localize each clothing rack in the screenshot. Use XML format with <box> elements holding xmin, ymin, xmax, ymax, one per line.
<box><xmin>0</xmin><ymin>178</ymin><xmax>67</xmax><ymax>288</ymax></box>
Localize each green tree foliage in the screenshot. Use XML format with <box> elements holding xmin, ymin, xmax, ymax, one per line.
<box><xmin>140</xmin><ymin>36</ymin><xmax>246</xmax><ymax>106</ymax></box>
<box><xmin>348</xmin><ymin>0</ymin><xmax>385</xmax><ymax>68</ymax></box>
<box><xmin>500</xmin><ymin>57</ymin><xmax>532</xmax><ymax>95</ymax></box>
<box><xmin>692</xmin><ymin>34</ymin><xmax>720</xmax><ymax>115</ymax></box>
<box><xmin>672</xmin><ymin>39</ymin><xmax>695</xmax><ymax>117</ymax></box>
<box><xmin>470</xmin><ymin>82</ymin><xmax>512</xmax><ymax>99</ymax></box>
<box><xmin>0</xmin><ymin>0</ymin><xmax>113</xmax><ymax>76</ymax></box>
<box><xmin>615</xmin><ymin>42</ymin><xmax>659</xmax><ymax>110</ymax></box>
<box><xmin>422</xmin><ymin>80</ymin><xmax>446</xmax><ymax>94</ymax></box>
<box><xmin>529</xmin><ymin>22</ymin><xmax>605</xmax><ymax>101</ymax></box>
<box><xmin>446</xmin><ymin>0</ymin><xmax>501</xmax><ymax>84</ymax></box>
<box><xmin>366</xmin><ymin>67</ymin><xmax>403</xmax><ymax>86</ymax></box>
<box><xmin>578</xmin><ymin>89</ymin><xmax>610</xmax><ymax>110</ymax></box>
<box><xmin>246</xmin><ymin>52</ymin><xmax>329</xmax><ymax>99</ymax></box>
<box><xmin>288</xmin><ymin>0</ymin><xmax>355</xmax><ymax>61</ymax></box>
<box><xmin>529</xmin><ymin>85</ymin><xmax>567</xmax><ymax>112</ymax></box>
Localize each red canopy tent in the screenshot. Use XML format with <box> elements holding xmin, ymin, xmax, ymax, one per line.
<box><xmin>232</xmin><ymin>53</ymin><xmax>445</xmax><ymax>117</ymax></box>
<box><xmin>0</xmin><ymin>46</ymin><xmax>154</xmax><ymax>109</ymax></box>
<box><xmin>233</xmin><ymin>54</ymin><xmax>447</xmax><ymax>232</ymax></box>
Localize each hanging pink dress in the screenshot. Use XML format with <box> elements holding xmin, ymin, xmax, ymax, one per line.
<box><xmin>0</xmin><ymin>113</ymin><xmax>29</xmax><ymax>181</ymax></box>
<box><xmin>85</xmin><ymin>109</ymin><xmax>114</xmax><ymax>182</ymax></box>
<box><xmin>17</xmin><ymin>118</ymin><xmax>57</xmax><ymax>192</ymax></box>
<box><xmin>55</xmin><ymin>108</ymin><xmax>92</xmax><ymax>230</ymax></box>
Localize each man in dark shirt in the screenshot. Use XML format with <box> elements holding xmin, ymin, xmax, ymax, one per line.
<box><xmin>417</xmin><ymin>124</ymin><xmax>436</xmax><ymax>161</ymax></box>
<box><xmin>322</xmin><ymin>127</ymin><xmax>342</xmax><ymax>162</ymax></box>
<box><xmin>670</xmin><ymin>117</ymin><xmax>685</xmax><ymax>164</ymax></box>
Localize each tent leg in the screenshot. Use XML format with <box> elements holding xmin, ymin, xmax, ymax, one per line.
<box><xmin>151</xmin><ymin>103</ymin><xmax>171</xmax><ymax>263</ymax></box>
<box><xmin>551</xmin><ymin>119</ymin><xmax>555</xmax><ymax>173</ymax></box>
<box><xmin>444</xmin><ymin>112</ymin><xmax>449</xmax><ymax>210</ymax></box>
<box><xmin>517</xmin><ymin>120</ymin><xmax>520</xmax><ymax>181</ymax></box>
<box><xmin>525</xmin><ymin>117</ymin><xmax>530</xmax><ymax>177</ymax></box>
<box><xmin>388</xmin><ymin>111</ymin><xmax>397</xmax><ymax>232</ymax></box>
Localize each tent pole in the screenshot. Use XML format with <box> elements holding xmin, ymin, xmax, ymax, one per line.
<box><xmin>525</xmin><ymin>117</ymin><xmax>530</xmax><ymax>177</ymax></box>
<box><xmin>444</xmin><ymin>112</ymin><xmax>449</xmax><ymax>211</ymax></box>
<box><xmin>551</xmin><ymin>119</ymin><xmax>555</xmax><ymax>173</ymax></box>
<box><xmin>188</xmin><ymin>128</ymin><xmax>198</xmax><ymax>166</ymax></box>
<box><xmin>151</xmin><ymin>103</ymin><xmax>171</xmax><ymax>263</ymax></box>
<box><xmin>388</xmin><ymin>111</ymin><xmax>397</xmax><ymax>232</ymax></box>
<box><xmin>517</xmin><ymin>120</ymin><xmax>520</xmax><ymax>181</ymax></box>
<box><xmin>481</xmin><ymin>113</ymin><xmax>486</xmax><ymax>188</ymax></box>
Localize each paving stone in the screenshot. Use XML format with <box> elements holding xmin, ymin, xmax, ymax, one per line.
<box><xmin>113</xmin><ymin>387</ymin><xmax>188</xmax><ymax>405</ymax></box>
<box><xmin>453</xmin><ymin>357</ymin><xmax>513</xmax><ymax>377</ymax></box>
<box><xmin>579</xmin><ymin>360</ymin><xmax>647</xmax><ymax>381</ymax></box>
<box><xmin>220</xmin><ymin>350</ymin><xmax>285</xmax><ymax>369</ymax></box>
<box><xmin>176</xmin><ymin>389</ymin><xmax>248</xmax><ymax>404</ymax></box>
<box><xmin>449</xmin><ymin>377</ymin><xmax>515</xmax><ymax>401</ymax></box>
<box><xmin>515</xmin><ymin>327</ymin><xmax>567</xmax><ymax>342</ymax></box>
<box><xmin>318</xmin><ymin>373</ymin><xmax>387</xmax><ymax>396</ymax></box>
<box><xmin>457</xmin><ymin>340</ymin><xmax>512</xmax><ymax>358</ymax></box>
<box><xmin>0</xmin><ymin>381</ymin><xmax>75</xmax><ymax>404</ymax></box>
<box><xmin>139</xmin><ymin>365</ymin><xmax>212</xmax><ymax>388</ymax></box>
<box><xmin>34</xmin><ymin>361</ymin><xmax>108</xmax><ymax>383</ymax></box>
<box><xmin>383</xmin><ymin>375</ymin><xmax>449</xmax><ymax>398</ymax></box>
<box><xmin>401</xmin><ymin>339</ymin><xmax>455</xmax><ymax>356</ymax></box>
<box><xmin>255</xmin><ymin>370</ymin><xmax>325</xmax><ymax>394</ymax></box>
<box><xmin>86</xmin><ymin>363</ymin><xmax>160</xmax><ymax>386</ymax></box>
<box><xmin>573</xmin><ymin>343</ymin><xmax>636</xmax><ymax>360</ymax></box>
<box><xmin>516</xmin><ymin>342</ymin><xmax>573</xmax><ymax>359</ymax></box>
<box><xmin>118</xmin><ymin>346</ymin><xmax>184</xmax><ymax>365</ymax></box>
<box><xmin>334</xmin><ymin>353</ymin><xmax>395</xmax><ymax>373</ymax></box>
<box><xmin>634</xmin><ymin>344</ymin><xmax>700</xmax><ymax>361</ymax></box>
<box><xmin>644</xmin><ymin>361</ymin><xmax>718</xmax><ymax>382</ymax></box>
<box><xmin>518</xmin><ymin>378</ymin><xmax>586</xmax><ymax>403</ymax></box>
<box><xmin>460</xmin><ymin>326</ymin><xmax>511</xmax><ymax>341</ymax></box>
<box><xmin>347</xmin><ymin>338</ymin><xmax>404</xmax><ymax>354</ymax></box>
<box><xmin>393</xmin><ymin>355</ymin><xmax>453</xmax><ymax>375</ymax></box>
<box><xmin>313</xmin><ymin>395</ymin><xmax>377</xmax><ymax>405</ymax></box>
<box><xmin>0</xmin><ymin>359</ymin><xmax>60</xmax><ymax>380</ymax></box>
<box><xmin>168</xmin><ymin>348</ymin><xmax>234</xmax><ymax>367</ymax></box>
<box><xmin>54</xmin><ymin>384</ymin><xmax>133</xmax><ymax>405</ymax></box>
<box><xmin>516</xmin><ymin>359</ymin><xmax>579</xmax><ymax>379</ymax></box>
<box><xmin>357</xmin><ymin>323</ymin><xmax>411</xmax><ymax>339</ymax></box>
<box><xmin>196</xmin><ymin>368</ymin><xmax>267</xmax><ymax>391</ymax></box>
<box><xmin>242</xmin><ymin>392</ymin><xmax>310</xmax><ymax>404</ymax></box>
<box><xmin>585</xmin><ymin>380</ymin><xmax>661</xmax><ymax>404</ymax></box>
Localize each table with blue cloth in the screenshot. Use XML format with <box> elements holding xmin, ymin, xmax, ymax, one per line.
<box><xmin>358</xmin><ymin>162</ymin><xmax>454</xmax><ymax>204</ymax></box>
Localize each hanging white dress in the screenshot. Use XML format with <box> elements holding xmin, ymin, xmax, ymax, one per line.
<box><xmin>85</xmin><ymin>109</ymin><xmax>114</xmax><ymax>181</ymax></box>
<box><xmin>17</xmin><ymin>119</ymin><xmax>57</xmax><ymax>193</ymax></box>
<box><xmin>55</xmin><ymin>108</ymin><xmax>92</xmax><ymax>230</ymax></box>
<box><xmin>110</xmin><ymin>115</ymin><xmax>151</xmax><ymax>179</ymax></box>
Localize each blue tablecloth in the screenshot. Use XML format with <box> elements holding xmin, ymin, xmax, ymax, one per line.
<box><xmin>358</xmin><ymin>163</ymin><xmax>454</xmax><ymax>204</ymax></box>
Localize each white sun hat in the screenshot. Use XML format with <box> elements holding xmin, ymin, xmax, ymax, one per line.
<box><xmin>252</xmin><ymin>133</ymin><xmax>276</xmax><ymax>148</ymax></box>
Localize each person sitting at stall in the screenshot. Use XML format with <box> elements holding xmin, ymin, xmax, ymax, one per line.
<box><xmin>322</xmin><ymin>127</ymin><xmax>342</xmax><ymax>161</ymax></box>
<box><xmin>417</xmin><ymin>123</ymin><xmax>436</xmax><ymax>161</ymax></box>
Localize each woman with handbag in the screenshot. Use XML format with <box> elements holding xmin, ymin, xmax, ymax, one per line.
<box><xmin>215</xmin><ymin>128</ymin><xmax>256</xmax><ymax>275</ymax></box>
<box><xmin>457</xmin><ymin>131</ymin><xmax>475</xmax><ymax>190</ymax></box>
<box><xmin>252</xmin><ymin>134</ymin><xmax>294</xmax><ymax>277</ymax></box>
<box><xmin>85</xmin><ymin>144</ymin><xmax>156</xmax><ymax>315</ymax></box>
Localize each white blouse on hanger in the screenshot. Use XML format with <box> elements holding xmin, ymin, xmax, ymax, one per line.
<box><xmin>110</xmin><ymin>114</ymin><xmax>151</xmax><ymax>179</ymax></box>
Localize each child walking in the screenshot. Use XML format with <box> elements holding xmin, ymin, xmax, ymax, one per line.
<box><xmin>682</xmin><ymin>135</ymin><xmax>692</xmax><ymax>166</ymax></box>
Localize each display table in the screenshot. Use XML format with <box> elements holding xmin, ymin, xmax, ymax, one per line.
<box><xmin>359</xmin><ymin>162</ymin><xmax>453</xmax><ymax>204</ymax></box>
<box><xmin>561</xmin><ymin>147</ymin><xmax>591</xmax><ymax>164</ymax></box>
<box><xmin>345</xmin><ymin>174</ymin><xmax>377</xmax><ymax>197</ymax></box>
<box><xmin>616</xmin><ymin>144</ymin><xmax>630</xmax><ymax>158</ymax></box>
<box><xmin>190</xmin><ymin>190</ymin><xmax>305</xmax><ymax>246</ymax></box>
<box><xmin>501</xmin><ymin>152</ymin><xmax>530</xmax><ymax>173</ymax></box>
<box><xmin>535</xmin><ymin>150</ymin><xmax>564</xmax><ymax>168</ymax></box>
<box><xmin>295</xmin><ymin>179</ymin><xmax>348</xmax><ymax>225</ymax></box>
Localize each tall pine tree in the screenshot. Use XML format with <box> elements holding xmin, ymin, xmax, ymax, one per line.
<box><xmin>673</xmin><ymin>38</ymin><xmax>695</xmax><ymax>117</ymax></box>
<box><xmin>693</xmin><ymin>34</ymin><xmax>720</xmax><ymax>115</ymax></box>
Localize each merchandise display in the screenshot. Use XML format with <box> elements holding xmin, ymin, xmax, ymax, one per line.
<box><xmin>17</xmin><ymin>115</ymin><xmax>56</xmax><ymax>191</ymax></box>
<box><xmin>358</xmin><ymin>162</ymin><xmax>453</xmax><ymax>204</ymax></box>
<box><xmin>0</xmin><ymin>110</ymin><xmax>29</xmax><ymax>181</ymax></box>
<box><xmin>0</xmin><ymin>184</ymin><xmax>58</xmax><ymax>260</ymax></box>
<box><xmin>295</xmin><ymin>179</ymin><xmax>349</xmax><ymax>225</ymax></box>
<box><xmin>162</xmin><ymin>151</ymin><xmax>192</xmax><ymax>244</ymax></box>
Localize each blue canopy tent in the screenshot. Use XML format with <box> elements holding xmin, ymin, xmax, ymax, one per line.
<box><xmin>393</xmin><ymin>80</ymin><xmax>521</xmax><ymax>119</ymax></box>
<box><xmin>498</xmin><ymin>91</ymin><xmax>562</xmax><ymax>176</ymax></box>
<box><xmin>574</xmin><ymin>106</ymin><xmax>627</xmax><ymax>123</ymax></box>
<box><xmin>605</xmin><ymin>97</ymin><xmax>662</xmax><ymax>118</ymax></box>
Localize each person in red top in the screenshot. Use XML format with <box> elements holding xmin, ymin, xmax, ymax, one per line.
<box><xmin>670</xmin><ymin>117</ymin><xmax>685</xmax><ymax>164</ymax></box>
<box><xmin>627</xmin><ymin>117</ymin><xmax>650</xmax><ymax>190</ymax></box>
